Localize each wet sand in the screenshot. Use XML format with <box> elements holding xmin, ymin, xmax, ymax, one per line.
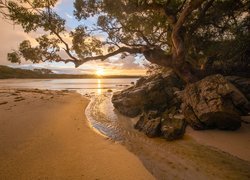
<box><xmin>87</xmin><ymin>94</ymin><xmax>250</xmax><ymax>180</ymax></box>
<box><xmin>1</xmin><ymin>89</ymin><xmax>250</xmax><ymax>180</ymax></box>
<box><xmin>186</xmin><ymin>120</ymin><xmax>250</xmax><ymax>162</ymax></box>
<box><xmin>0</xmin><ymin>89</ymin><xmax>154</xmax><ymax>180</ymax></box>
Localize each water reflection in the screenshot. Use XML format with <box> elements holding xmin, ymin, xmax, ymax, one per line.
<box><xmin>0</xmin><ymin>78</ymin><xmax>138</xmax><ymax>94</ymax></box>
<box><xmin>97</xmin><ymin>79</ymin><xmax>102</xmax><ymax>95</ymax></box>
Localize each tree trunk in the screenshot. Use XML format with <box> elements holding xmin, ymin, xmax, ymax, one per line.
<box><xmin>171</xmin><ymin>24</ymin><xmax>199</xmax><ymax>83</ymax></box>
<box><xmin>142</xmin><ymin>48</ymin><xmax>173</xmax><ymax>68</ymax></box>
<box><xmin>141</xmin><ymin>1</ymin><xmax>205</xmax><ymax>83</ymax></box>
<box><xmin>142</xmin><ymin>45</ymin><xmax>199</xmax><ymax>83</ymax></box>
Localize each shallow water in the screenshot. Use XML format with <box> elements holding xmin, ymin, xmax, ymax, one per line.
<box><xmin>0</xmin><ymin>78</ymin><xmax>137</xmax><ymax>94</ymax></box>
<box><xmin>1</xmin><ymin>79</ymin><xmax>250</xmax><ymax>179</ymax></box>
<box><xmin>86</xmin><ymin>94</ymin><xmax>250</xmax><ymax>180</ymax></box>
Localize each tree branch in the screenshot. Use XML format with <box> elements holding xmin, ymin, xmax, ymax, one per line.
<box><xmin>172</xmin><ymin>0</ymin><xmax>204</xmax><ymax>56</ymax></box>
<box><xmin>73</xmin><ymin>46</ymin><xmax>142</xmax><ymax>67</ymax></box>
<box><xmin>52</xmin><ymin>30</ymin><xmax>79</xmax><ymax>62</ymax></box>
<box><xmin>177</xmin><ymin>0</ymin><xmax>187</xmax><ymax>13</ymax></box>
<box><xmin>142</xmin><ymin>47</ymin><xmax>173</xmax><ymax>67</ymax></box>
<box><xmin>189</xmin><ymin>0</ymin><xmax>215</xmax><ymax>33</ymax></box>
<box><xmin>174</xmin><ymin>0</ymin><xmax>204</xmax><ymax>32</ymax></box>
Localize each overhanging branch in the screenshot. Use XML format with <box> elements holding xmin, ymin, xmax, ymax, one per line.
<box><xmin>44</xmin><ymin>46</ymin><xmax>143</xmax><ymax>68</ymax></box>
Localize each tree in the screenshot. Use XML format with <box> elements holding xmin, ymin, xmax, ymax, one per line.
<box><xmin>0</xmin><ymin>0</ymin><xmax>249</xmax><ymax>82</ymax></box>
<box><xmin>33</xmin><ymin>68</ymin><xmax>54</xmax><ymax>74</ymax></box>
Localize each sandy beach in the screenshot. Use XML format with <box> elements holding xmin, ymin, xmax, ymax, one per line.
<box><xmin>0</xmin><ymin>88</ymin><xmax>250</xmax><ymax>180</ymax></box>
<box><xmin>0</xmin><ymin>89</ymin><xmax>154</xmax><ymax>179</ymax></box>
<box><xmin>186</xmin><ymin>121</ymin><xmax>250</xmax><ymax>162</ymax></box>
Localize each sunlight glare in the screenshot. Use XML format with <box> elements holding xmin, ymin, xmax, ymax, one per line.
<box><xmin>96</xmin><ymin>68</ymin><xmax>105</xmax><ymax>76</ymax></box>
<box><xmin>97</xmin><ymin>79</ymin><xmax>102</xmax><ymax>95</ymax></box>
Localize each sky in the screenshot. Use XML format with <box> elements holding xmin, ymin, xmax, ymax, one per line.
<box><xmin>0</xmin><ymin>0</ymin><xmax>147</xmax><ymax>75</ymax></box>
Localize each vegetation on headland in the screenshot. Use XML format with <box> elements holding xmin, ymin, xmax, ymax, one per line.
<box><xmin>0</xmin><ymin>65</ymin><xmax>141</xmax><ymax>79</ymax></box>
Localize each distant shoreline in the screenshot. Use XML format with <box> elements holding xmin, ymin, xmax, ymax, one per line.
<box><xmin>0</xmin><ymin>76</ymin><xmax>142</xmax><ymax>79</ymax></box>
<box><xmin>0</xmin><ymin>65</ymin><xmax>143</xmax><ymax>79</ymax></box>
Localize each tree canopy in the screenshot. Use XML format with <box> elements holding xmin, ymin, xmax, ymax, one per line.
<box><xmin>0</xmin><ymin>0</ymin><xmax>249</xmax><ymax>82</ymax></box>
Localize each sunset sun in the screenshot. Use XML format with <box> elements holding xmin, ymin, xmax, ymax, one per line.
<box><xmin>96</xmin><ymin>68</ymin><xmax>105</xmax><ymax>76</ymax></box>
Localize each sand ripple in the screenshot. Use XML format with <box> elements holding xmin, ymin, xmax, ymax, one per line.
<box><xmin>86</xmin><ymin>94</ymin><xmax>250</xmax><ymax>180</ymax></box>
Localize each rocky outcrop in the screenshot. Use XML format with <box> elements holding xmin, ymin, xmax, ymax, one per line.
<box><xmin>112</xmin><ymin>73</ymin><xmax>250</xmax><ymax>141</ymax></box>
<box><xmin>134</xmin><ymin>110</ymin><xmax>187</xmax><ymax>140</ymax></box>
<box><xmin>181</xmin><ymin>74</ymin><xmax>249</xmax><ymax>130</ymax></box>
<box><xmin>226</xmin><ymin>76</ymin><xmax>250</xmax><ymax>100</ymax></box>
<box><xmin>112</xmin><ymin>72</ymin><xmax>186</xmax><ymax>140</ymax></box>
<box><xmin>161</xmin><ymin>113</ymin><xmax>187</xmax><ymax>140</ymax></box>
<box><xmin>112</xmin><ymin>72</ymin><xmax>183</xmax><ymax>117</ymax></box>
<box><xmin>134</xmin><ymin>111</ymin><xmax>161</xmax><ymax>138</ymax></box>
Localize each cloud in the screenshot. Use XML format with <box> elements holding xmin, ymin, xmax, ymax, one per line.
<box><xmin>0</xmin><ymin>1</ymin><xmax>146</xmax><ymax>76</ymax></box>
<box><xmin>65</xmin><ymin>13</ymin><xmax>73</xmax><ymax>19</ymax></box>
<box><xmin>115</xmin><ymin>55</ymin><xmax>144</xmax><ymax>69</ymax></box>
<box><xmin>105</xmin><ymin>55</ymin><xmax>145</xmax><ymax>70</ymax></box>
<box><xmin>55</xmin><ymin>0</ymin><xmax>73</xmax><ymax>7</ymax></box>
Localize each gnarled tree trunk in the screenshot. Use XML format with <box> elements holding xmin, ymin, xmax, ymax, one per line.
<box><xmin>141</xmin><ymin>0</ymin><xmax>204</xmax><ymax>84</ymax></box>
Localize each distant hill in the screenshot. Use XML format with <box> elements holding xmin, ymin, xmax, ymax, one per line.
<box><xmin>0</xmin><ymin>65</ymin><xmax>141</xmax><ymax>79</ymax></box>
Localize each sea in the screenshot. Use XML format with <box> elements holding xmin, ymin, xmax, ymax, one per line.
<box><xmin>0</xmin><ymin>78</ymin><xmax>138</xmax><ymax>94</ymax></box>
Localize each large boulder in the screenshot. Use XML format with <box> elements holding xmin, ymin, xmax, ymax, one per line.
<box><xmin>112</xmin><ymin>72</ymin><xmax>183</xmax><ymax>117</ymax></box>
<box><xmin>134</xmin><ymin>111</ymin><xmax>161</xmax><ymax>138</ymax></box>
<box><xmin>226</xmin><ymin>76</ymin><xmax>250</xmax><ymax>101</ymax></box>
<box><xmin>161</xmin><ymin>113</ymin><xmax>187</xmax><ymax>141</ymax></box>
<box><xmin>181</xmin><ymin>74</ymin><xmax>249</xmax><ymax>130</ymax></box>
<box><xmin>134</xmin><ymin>110</ymin><xmax>187</xmax><ymax>140</ymax></box>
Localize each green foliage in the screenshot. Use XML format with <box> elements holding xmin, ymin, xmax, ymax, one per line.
<box><xmin>74</xmin><ymin>0</ymin><xmax>101</xmax><ymax>20</ymax></box>
<box><xmin>71</xmin><ymin>26</ymin><xmax>103</xmax><ymax>58</ymax></box>
<box><xmin>7</xmin><ymin>51</ymin><xmax>21</xmax><ymax>64</ymax></box>
<box><xmin>7</xmin><ymin>1</ymin><xmax>40</xmax><ymax>32</ymax></box>
<box><xmin>33</xmin><ymin>68</ymin><xmax>54</xmax><ymax>74</ymax></box>
<box><xmin>187</xmin><ymin>0</ymin><xmax>250</xmax><ymax>59</ymax></box>
<box><xmin>31</xmin><ymin>0</ymin><xmax>58</xmax><ymax>8</ymax></box>
<box><xmin>74</xmin><ymin>0</ymin><xmax>249</xmax><ymax>66</ymax></box>
<box><xmin>0</xmin><ymin>0</ymin><xmax>249</xmax><ymax>74</ymax></box>
<box><xmin>0</xmin><ymin>65</ymin><xmax>49</xmax><ymax>78</ymax></box>
<box><xmin>19</xmin><ymin>40</ymin><xmax>42</xmax><ymax>63</ymax></box>
<box><xmin>36</xmin><ymin>35</ymin><xmax>61</xmax><ymax>61</ymax></box>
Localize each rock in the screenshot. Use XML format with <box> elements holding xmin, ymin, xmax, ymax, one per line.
<box><xmin>135</xmin><ymin>77</ymin><xmax>146</xmax><ymax>87</ymax></box>
<box><xmin>181</xmin><ymin>74</ymin><xmax>248</xmax><ymax>130</ymax></box>
<box><xmin>107</xmin><ymin>89</ymin><xmax>113</xmax><ymax>92</ymax></box>
<box><xmin>135</xmin><ymin>110</ymin><xmax>186</xmax><ymax>140</ymax></box>
<box><xmin>112</xmin><ymin>88</ymin><xmax>146</xmax><ymax>117</ymax></box>
<box><xmin>226</xmin><ymin>76</ymin><xmax>250</xmax><ymax>100</ymax></box>
<box><xmin>161</xmin><ymin>113</ymin><xmax>187</xmax><ymax>140</ymax></box>
<box><xmin>134</xmin><ymin>111</ymin><xmax>161</xmax><ymax>137</ymax></box>
<box><xmin>112</xmin><ymin>72</ymin><xmax>183</xmax><ymax>117</ymax></box>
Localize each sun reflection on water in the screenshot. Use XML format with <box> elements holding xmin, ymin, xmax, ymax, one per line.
<box><xmin>97</xmin><ymin>79</ymin><xmax>102</xmax><ymax>95</ymax></box>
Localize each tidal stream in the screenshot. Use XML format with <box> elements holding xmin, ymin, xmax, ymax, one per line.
<box><xmin>86</xmin><ymin>93</ymin><xmax>250</xmax><ymax>180</ymax></box>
